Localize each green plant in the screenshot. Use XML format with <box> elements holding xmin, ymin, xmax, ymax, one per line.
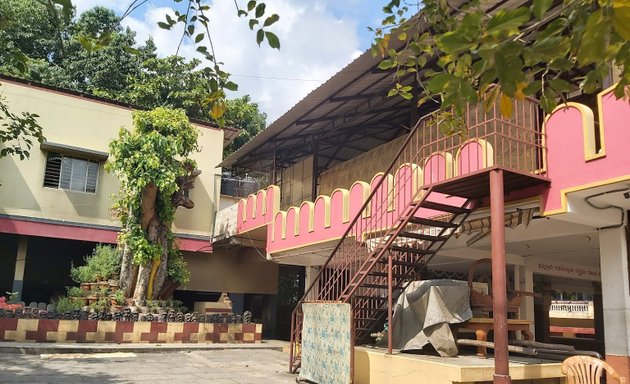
<box><xmin>70</xmin><ymin>244</ymin><xmax>121</xmax><ymax>283</ymax></box>
<box><xmin>66</xmin><ymin>286</ymin><xmax>85</xmax><ymax>298</ymax></box>
<box><xmin>4</xmin><ymin>291</ymin><xmax>19</xmax><ymax>302</ymax></box>
<box><xmin>112</xmin><ymin>290</ymin><xmax>125</xmax><ymax>305</ymax></box>
<box><xmin>54</xmin><ymin>296</ymin><xmax>81</xmax><ymax>313</ymax></box>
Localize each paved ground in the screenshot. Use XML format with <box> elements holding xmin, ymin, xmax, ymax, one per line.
<box><xmin>0</xmin><ymin>349</ymin><xmax>298</xmax><ymax>383</ymax></box>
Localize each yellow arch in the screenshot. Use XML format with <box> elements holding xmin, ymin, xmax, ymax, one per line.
<box><xmin>299</xmin><ymin>201</ymin><xmax>315</xmax><ymax>233</ymax></box>
<box><xmin>330</xmin><ymin>188</ymin><xmax>351</xmax><ymax>223</ymax></box>
<box><xmin>349</xmin><ymin>180</ymin><xmax>371</xmax><ymax>218</ymax></box>
<box><xmin>423</xmin><ymin>151</ymin><xmax>454</xmax><ymax>182</ymax></box>
<box><xmin>453</xmin><ymin>138</ymin><xmax>494</xmax><ymax>176</ymax></box>
<box><xmin>313</xmin><ymin>195</ymin><xmax>332</xmax><ymax>228</ymax></box>
<box><xmin>369</xmin><ymin>172</ymin><xmax>395</xmax><ymax>212</ymax></box>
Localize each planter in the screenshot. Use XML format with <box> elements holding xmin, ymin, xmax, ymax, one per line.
<box><xmin>97</xmin><ymin>281</ymin><xmax>109</xmax><ymax>290</ymax></box>
<box><xmin>88</xmin><ymin>282</ymin><xmax>98</xmax><ymax>290</ymax></box>
<box><xmin>108</xmin><ymin>280</ymin><xmax>120</xmax><ymax>289</ymax></box>
<box><xmin>87</xmin><ymin>297</ymin><xmax>98</xmax><ymax>305</ymax></box>
<box><xmin>80</xmin><ymin>283</ymin><xmax>91</xmax><ymax>292</ymax></box>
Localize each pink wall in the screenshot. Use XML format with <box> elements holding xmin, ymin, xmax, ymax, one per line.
<box><xmin>542</xmin><ymin>90</ymin><xmax>630</xmax><ymax>214</ymax></box>
<box><xmin>0</xmin><ymin>217</ymin><xmax>211</xmax><ymax>252</ymax></box>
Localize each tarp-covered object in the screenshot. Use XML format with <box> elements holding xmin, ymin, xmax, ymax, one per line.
<box><xmin>391</xmin><ymin>279</ymin><xmax>472</xmax><ymax>356</ymax></box>
<box><xmin>300</xmin><ymin>302</ymin><xmax>352</xmax><ymax>384</ymax></box>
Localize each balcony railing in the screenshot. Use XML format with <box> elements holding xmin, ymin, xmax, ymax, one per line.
<box><xmin>416</xmin><ymin>97</ymin><xmax>544</xmax><ymax>182</ymax></box>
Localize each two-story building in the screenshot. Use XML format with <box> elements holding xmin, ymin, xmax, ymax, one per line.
<box><xmin>0</xmin><ymin>76</ymin><xmax>280</xmax><ymax>332</ymax></box>
<box><xmin>215</xmin><ymin>24</ymin><xmax>630</xmax><ymax>383</ymax></box>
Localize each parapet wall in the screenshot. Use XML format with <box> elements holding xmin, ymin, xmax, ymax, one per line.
<box><xmin>0</xmin><ymin>318</ymin><xmax>262</xmax><ymax>343</ymax></box>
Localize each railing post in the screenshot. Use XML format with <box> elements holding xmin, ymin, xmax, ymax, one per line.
<box><xmin>388</xmin><ymin>251</ymin><xmax>393</xmax><ymax>354</ymax></box>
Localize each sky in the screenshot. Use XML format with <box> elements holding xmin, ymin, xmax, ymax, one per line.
<box><xmin>72</xmin><ymin>0</ymin><xmax>389</xmax><ymax>124</ymax></box>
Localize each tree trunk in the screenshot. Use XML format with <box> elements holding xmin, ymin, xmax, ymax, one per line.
<box><xmin>120</xmin><ymin>169</ymin><xmax>201</xmax><ymax>302</ymax></box>
<box><xmin>133</xmin><ymin>262</ymin><xmax>152</xmax><ymax>301</ymax></box>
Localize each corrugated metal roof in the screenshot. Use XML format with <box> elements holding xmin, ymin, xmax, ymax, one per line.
<box><xmin>221</xmin><ymin>0</ymin><xmax>511</xmax><ymax>172</ymax></box>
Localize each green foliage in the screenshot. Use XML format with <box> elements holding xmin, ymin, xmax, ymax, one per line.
<box><xmin>54</xmin><ymin>296</ymin><xmax>82</xmax><ymax>313</ymax></box>
<box><xmin>108</xmin><ymin>108</ymin><xmax>198</xmax><ymax>280</ymax></box>
<box><xmin>66</xmin><ymin>286</ymin><xmax>86</xmax><ymax>298</ymax></box>
<box><xmin>112</xmin><ymin>289</ymin><xmax>125</xmax><ymax>305</ymax></box>
<box><xmin>223</xmin><ymin>95</ymin><xmax>267</xmax><ymax>156</ymax></box>
<box><xmin>0</xmin><ymin>96</ymin><xmax>44</xmax><ymax>160</ymax></box>
<box><xmin>373</xmin><ymin>0</ymin><xmax>630</xmax><ymax>119</ymax></box>
<box><xmin>70</xmin><ymin>244</ymin><xmax>121</xmax><ymax>283</ymax></box>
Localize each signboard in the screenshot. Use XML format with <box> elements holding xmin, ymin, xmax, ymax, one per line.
<box><xmin>526</xmin><ymin>259</ymin><xmax>601</xmax><ymax>281</ymax></box>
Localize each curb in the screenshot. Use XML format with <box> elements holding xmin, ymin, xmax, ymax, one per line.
<box><xmin>0</xmin><ymin>342</ymin><xmax>286</xmax><ymax>355</ymax></box>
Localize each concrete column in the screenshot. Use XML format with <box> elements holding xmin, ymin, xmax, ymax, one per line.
<box><xmin>11</xmin><ymin>236</ymin><xmax>28</xmax><ymax>301</ymax></box>
<box><xmin>599</xmin><ymin>226</ymin><xmax>630</xmax><ymax>380</ymax></box>
<box><xmin>515</xmin><ymin>265</ymin><xmax>535</xmax><ymax>335</ymax></box>
<box><xmin>305</xmin><ymin>266</ymin><xmax>320</xmax><ymax>299</ymax></box>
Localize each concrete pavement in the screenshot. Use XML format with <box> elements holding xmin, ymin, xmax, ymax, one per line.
<box><xmin>0</xmin><ymin>348</ymin><xmax>297</xmax><ymax>383</ymax></box>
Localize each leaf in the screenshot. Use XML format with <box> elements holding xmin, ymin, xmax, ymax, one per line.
<box><xmin>548</xmin><ymin>78</ymin><xmax>573</xmax><ymax>93</ymax></box>
<box><xmin>577</xmin><ymin>10</ymin><xmax>608</xmax><ymax>66</ymax></box>
<box><xmin>427</xmin><ymin>73</ymin><xmax>452</xmax><ymax>93</ymax></box>
<box><xmin>224</xmin><ymin>81</ymin><xmax>238</xmax><ymax>91</ymax></box>
<box><xmin>249</xmin><ymin>19</ymin><xmax>259</xmax><ymax>30</ymax></box>
<box><xmin>532</xmin><ymin>0</ymin><xmax>552</xmax><ymax>20</ymax></box>
<box><xmin>613</xmin><ymin>0</ymin><xmax>630</xmax><ymax>40</ymax></box>
<box><xmin>486</xmin><ymin>7</ymin><xmax>531</xmax><ymax>37</ymax></box>
<box><xmin>247</xmin><ymin>1</ymin><xmax>256</xmax><ymax>11</ymax></box>
<box><xmin>211</xmin><ymin>103</ymin><xmax>226</xmax><ymax>120</ymax></box>
<box><xmin>265</xmin><ymin>31</ymin><xmax>280</xmax><ymax>49</ymax></box>
<box><xmin>123</xmin><ymin>45</ymin><xmax>141</xmax><ymax>55</ymax></box>
<box><xmin>255</xmin><ymin>3</ymin><xmax>266</xmax><ymax>18</ymax></box>
<box><xmin>499</xmin><ymin>92</ymin><xmax>513</xmax><ymax>118</ymax></box>
<box><xmin>238</xmin><ymin>10</ymin><xmax>248</xmax><ymax>17</ymax></box>
<box><xmin>195</xmin><ymin>33</ymin><xmax>205</xmax><ymax>43</ymax></box>
<box><xmin>157</xmin><ymin>21</ymin><xmax>171</xmax><ymax>30</ymax></box>
<box><xmin>263</xmin><ymin>14</ymin><xmax>279</xmax><ymax>27</ymax></box>
<box><xmin>378</xmin><ymin>59</ymin><xmax>394</xmax><ymax>69</ymax></box>
<box><xmin>256</xmin><ymin>29</ymin><xmax>264</xmax><ymax>46</ymax></box>
<box><xmin>76</xmin><ymin>35</ymin><xmax>93</xmax><ymax>52</ymax></box>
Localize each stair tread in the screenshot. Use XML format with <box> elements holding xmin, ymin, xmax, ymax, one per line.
<box><xmin>389</xmin><ymin>245</ymin><xmax>434</xmax><ymax>254</ymax></box>
<box><xmin>407</xmin><ymin>216</ymin><xmax>458</xmax><ymax>228</ymax></box>
<box><xmin>377</xmin><ymin>258</ymin><xmax>425</xmax><ymax>267</ymax></box>
<box><xmin>354</xmin><ymin>295</ymin><xmax>387</xmax><ymax>301</ymax></box>
<box><xmin>398</xmin><ymin>231</ymin><xmax>448</xmax><ymax>242</ymax></box>
<box><xmin>421</xmin><ymin>201</ymin><xmax>471</xmax><ymax>214</ymax></box>
<box><xmin>368</xmin><ymin>271</ymin><xmax>409</xmax><ymax>278</ymax></box>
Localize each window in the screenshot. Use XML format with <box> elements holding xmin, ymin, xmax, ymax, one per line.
<box><xmin>44</xmin><ymin>152</ymin><xmax>99</xmax><ymax>193</ymax></box>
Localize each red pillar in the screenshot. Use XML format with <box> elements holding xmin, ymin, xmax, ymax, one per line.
<box><xmin>490</xmin><ymin>169</ymin><xmax>511</xmax><ymax>384</ymax></box>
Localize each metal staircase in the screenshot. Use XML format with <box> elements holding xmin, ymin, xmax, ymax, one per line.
<box><xmin>288</xmin><ymin>110</ymin><xmax>477</xmax><ymax>373</ymax></box>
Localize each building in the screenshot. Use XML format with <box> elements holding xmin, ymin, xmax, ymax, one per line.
<box><xmin>214</xmin><ymin>17</ymin><xmax>630</xmax><ymax>384</ymax></box>
<box><xmin>0</xmin><ymin>76</ymin><xmax>279</xmax><ymax>333</ymax></box>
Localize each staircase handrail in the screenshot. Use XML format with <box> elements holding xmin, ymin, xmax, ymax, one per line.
<box><xmin>291</xmin><ymin>121</ymin><xmax>427</xmax><ymax>310</ymax></box>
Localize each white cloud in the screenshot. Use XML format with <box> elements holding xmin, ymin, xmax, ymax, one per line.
<box><xmin>115</xmin><ymin>0</ymin><xmax>363</xmax><ymax>124</ymax></box>
<box><xmin>73</xmin><ymin>0</ymin><xmax>130</xmax><ymax>15</ymax></box>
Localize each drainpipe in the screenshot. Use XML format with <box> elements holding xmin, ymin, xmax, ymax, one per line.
<box><xmin>584</xmin><ymin>188</ymin><xmax>628</xmax><ymax>230</ymax></box>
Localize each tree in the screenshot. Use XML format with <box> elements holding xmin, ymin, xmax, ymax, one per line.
<box><xmin>223</xmin><ymin>95</ymin><xmax>267</xmax><ymax>156</ymax></box>
<box><xmin>373</xmin><ymin>0</ymin><xmax>630</xmax><ymax>122</ymax></box>
<box><xmin>107</xmin><ymin>107</ymin><xmax>200</xmax><ymax>301</ymax></box>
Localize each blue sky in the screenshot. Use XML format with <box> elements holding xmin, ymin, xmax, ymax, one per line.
<box><xmin>73</xmin><ymin>1</ymin><xmax>390</xmax><ymax>123</ymax></box>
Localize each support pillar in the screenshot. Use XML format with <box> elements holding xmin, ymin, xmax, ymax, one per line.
<box><xmin>11</xmin><ymin>236</ymin><xmax>28</xmax><ymax>301</ymax></box>
<box><xmin>305</xmin><ymin>266</ymin><xmax>320</xmax><ymax>299</ymax></box>
<box><xmin>599</xmin><ymin>226</ymin><xmax>630</xmax><ymax>381</ymax></box>
<box><xmin>490</xmin><ymin>169</ymin><xmax>511</xmax><ymax>384</ymax></box>
<box><xmin>516</xmin><ymin>265</ymin><xmax>535</xmax><ymax>335</ymax></box>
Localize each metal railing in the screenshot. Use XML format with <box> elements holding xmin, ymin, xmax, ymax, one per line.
<box><xmin>288</xmin><ymin>97</ymin><xmax>545</xmax><ymax>372</ymax></box>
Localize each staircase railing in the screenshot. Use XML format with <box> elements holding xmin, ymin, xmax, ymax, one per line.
<box><xmin>288</xmin><ymin>98</ymin><xmax>544</xmax><ymax>372</ymax></box>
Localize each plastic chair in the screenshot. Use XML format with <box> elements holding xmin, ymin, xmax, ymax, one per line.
<box><xmin>561</xmin><ymin>355</ymin><xmax>627</xmax><ymax>384</ymax></box>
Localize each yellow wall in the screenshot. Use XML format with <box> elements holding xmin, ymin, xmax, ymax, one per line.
<box><xmin>0</xmin><ymin>80</ymin><xmax>223</xmax><ymax>238</ymax></box>
<box><xmin>319</xmin><ymin>136</ymin><xmax>405</xmax><ymax>195</ymax></box>
<box><xmin>181</xmin><ymin>248</ymin><xmax>278</xmax><ymax>294</ymax></box>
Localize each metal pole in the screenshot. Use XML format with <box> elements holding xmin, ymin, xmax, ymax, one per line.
<box><xmin>490</xmin><ymin>169</ymin><xmax>511</xmax><ymax>384</ymax></box>
<box><xmin>388</xmin><ymin>251</ymin><xmax>393</xmax><ymax>354</ymax></box>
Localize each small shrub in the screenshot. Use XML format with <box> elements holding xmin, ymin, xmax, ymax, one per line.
<box><xmin>66</xmin><ymin>286</ymin><xmax>86</xmax><ymax>298</ymax></box>
<box><xmin>70</xmin><ymin>245</ymin><xmax>121</xmax><ymax>283</ymax></box>
<box><xmin>54</xmin><ymin>297</ymin><xmax>81</xmax><ymax>313</ymax></box>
